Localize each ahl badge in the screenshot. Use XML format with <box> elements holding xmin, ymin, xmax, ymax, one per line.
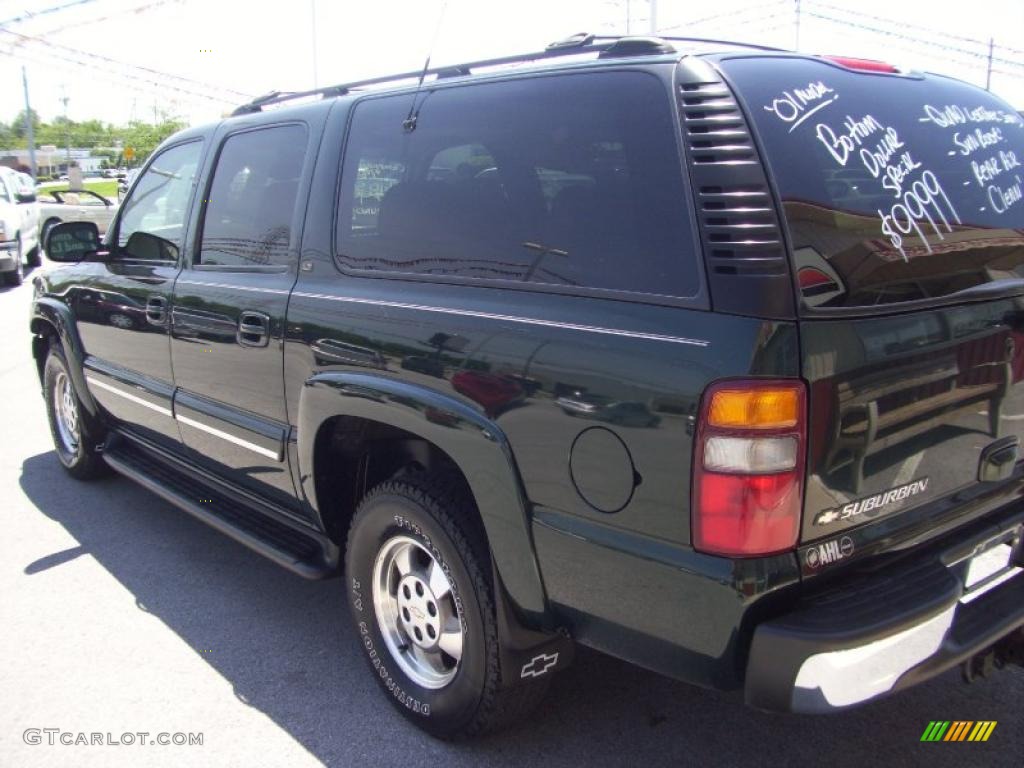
<box><xmin>805</xmin><ymin>535</ymin><xmax>855</xmax><ymax>569</ymax></box>
<box><xmin>813</xmin><ymin>477</ymin><xmax>929</xmax><ymax>527</ymax></box>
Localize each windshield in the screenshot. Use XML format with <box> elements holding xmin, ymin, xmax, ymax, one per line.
<box><xmin>722</xmin><ymin>56</ymin><xmax>1024</xmax><ymax>309</ymax></box>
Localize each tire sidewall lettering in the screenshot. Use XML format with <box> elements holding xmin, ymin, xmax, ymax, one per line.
<box><xmin>357</xmin><ymin>620</ymin><xmax>431</xmax><ymax>716</ymax></box>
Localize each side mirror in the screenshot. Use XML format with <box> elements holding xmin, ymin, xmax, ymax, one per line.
<box><xmin>45</xmin><ymin>221</ymin><xmax>101</xmax><ymax>262</ymax></box>
<box><xmin>124</xmin><ymin>230</ymin><xmax>179</xmax><ymax>262</ymax></box>
<box><xmin>15</xmin><ymin>191</ymin><xmax>36</xmax><ymax>203</ymax></box>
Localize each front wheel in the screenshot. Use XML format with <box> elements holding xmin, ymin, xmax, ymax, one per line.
<box><xmin>344</xmin><ymin>473</ymin><xmax>548</xmax><ymax>739</ymax></box>
<box><xmin>43</xmin><ymin>343</ymin><xmax>108</xmax><ymax>480</ymax></box>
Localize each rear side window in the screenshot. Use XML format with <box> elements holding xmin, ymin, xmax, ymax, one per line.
<box><xmin>197</xmin><ymin>124</ymin><xmax>307</xmax><ymax>267</ymax></box>
<box><xmin>336</xmin><ymin>72</ymin><xmax>699</xmax><ymax>297</ymax></box>
<box><xmin>723</xmin><ymin>57</ymin><xmax>1024</xmax><ymax>309</ymax></box>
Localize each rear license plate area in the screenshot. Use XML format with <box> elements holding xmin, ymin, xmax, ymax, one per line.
<box><xmin>960</xmin><ymin>535</ymin><xmax>1022</xmax><ymax>604</ymax></box>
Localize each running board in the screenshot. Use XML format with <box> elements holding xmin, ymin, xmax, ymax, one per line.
<box><xmin>103</xmin><ymin>433</ymin><xmax>339</xmax><ymax>579</ymax></box>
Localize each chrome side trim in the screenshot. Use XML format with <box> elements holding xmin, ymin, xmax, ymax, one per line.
<box><xmin>290</xmin><ymin>292</ymin><xmax>711</xmax><ymax>347</ymax></box>
<box><xmin>792</xmin><ymin>605</ymin><xmax>956</xmax><ymax>711</ymax></box>
<box><xmin>86</xmin><ymin>376</ymin><xmax>173</xmax><ymax>417</ymax></box>
<box><xmin>87</xmin><ymin>375</ymin><xmax>282</xmax><ymax>461</ymax></box>
<box><xmin>175</xmin><ymin>280</ymin><xmax>291</xmax><ymax>295</ymax></box>
<box><xmin>176</xmin><ymin>414</ymin><xmax>281</xmax><ymax>461</ymax></box>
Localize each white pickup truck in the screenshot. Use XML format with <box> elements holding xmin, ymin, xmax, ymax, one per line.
<box><xmin>0</xmin><ymin>167</ymin><xmax>40</xmax><ymax>286</ymax></box>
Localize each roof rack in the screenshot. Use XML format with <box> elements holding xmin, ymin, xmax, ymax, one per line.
<box><xmin>230</xmin><ymin>33</ymin><xmax>787</xmax><ymax>116</ymax></box>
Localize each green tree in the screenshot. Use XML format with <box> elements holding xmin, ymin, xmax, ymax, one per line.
<box><xmin>10</xmin><ymin>108</ymin><xmax>41</xmax><ymax>140</ymax></box>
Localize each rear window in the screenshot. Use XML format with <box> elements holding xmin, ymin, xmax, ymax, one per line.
<box><xmin>722</xmin><ymin>57</ymin><xmax>1024</xmax><ymax>309</ymax></box>
<box><xmin>336</xmin><ymin>72</ymin><xmax>700</xmax><ymax>298</ymax></box>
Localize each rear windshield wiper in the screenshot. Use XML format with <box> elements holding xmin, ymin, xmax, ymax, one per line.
<box><xmin>948</xmin><ymin>278</ymin><xmax>1024</xmax><ymax>302</ymax></box>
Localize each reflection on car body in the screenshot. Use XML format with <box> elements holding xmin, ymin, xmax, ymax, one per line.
<box><xmin>557</xmin><ymin>392</ymin><xmax>660</xmax><ymax>427</ymax></box>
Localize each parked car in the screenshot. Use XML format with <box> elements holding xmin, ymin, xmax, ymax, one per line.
<box><xmin>117</xmin><ymin>168</ymin><xmax>139</xmax><ymax>199</ymax></box>
<box><xmin>0</xmin><ymin>168</ymin><xmax>39</xmax><ymax>284</ymax></box>
<box><xmin>30</xmin><ymin>34</ymin><xmax>1024</xmax><ymax>740</ymax></box>
<box><xmin>37</xmin><ymin>189</ymin><xmax>118</xmax><ymax>249</ymax></box>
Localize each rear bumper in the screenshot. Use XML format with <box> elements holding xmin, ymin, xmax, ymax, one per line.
<box><xmin>746</xmin><ymin>512</ymin><xmax>1024</xmax><ymax>712</ymax></box>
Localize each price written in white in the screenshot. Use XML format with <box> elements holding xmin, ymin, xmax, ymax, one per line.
<box><xmin>761</xmin><ymin>81</ymin><xmax>962</xmax><ymax>262</ymax></box>
<box><xmin>815</xmin><ymin>113</ymin><xmax>960</xmax><ymax>262</ymax></box>
<box><xmin>920</xmin><ymin>103</ymin><xmax>1023</xmax><ymax>215</ymax></box>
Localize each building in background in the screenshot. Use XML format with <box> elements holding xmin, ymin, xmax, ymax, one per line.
<box><xmin>0</xmin><ymin>147</ymin><xmax>103</xmax><ymax>176</ymax></box>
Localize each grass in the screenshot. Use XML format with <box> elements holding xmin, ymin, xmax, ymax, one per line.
<box><xmin>38</xmin><ymin>179</ymin><xmax>119</xmax><ymax>199</ymax></box>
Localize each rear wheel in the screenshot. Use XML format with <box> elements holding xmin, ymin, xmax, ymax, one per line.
<box><xmin>344</xmin><ymin>472</ymin><xmax>548</xmax><ymax>739</ymax></box>
<box><xmin>43</xmin><ymin>343</ymin><xmax>108</xmax><ymax>480</ymax></box>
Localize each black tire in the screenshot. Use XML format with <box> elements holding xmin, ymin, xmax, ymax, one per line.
<box><xmin>43</xmin><ymin>342</ymin><xmax>108</xmax><ymax>480</ymax></box>
<box><xmin>26</xmin><ymin>244</ymin><xmax>41</xmax><ymax>268</ymax></box>
<box><xmin>345</xmin><ymin>472</ymin><xmax>548</xmax><ymax>739</ymax></box>
<box><xmin>3</xmin><ymin>237</ymin><xmax>23</xmax><ymax>286</ymax></box>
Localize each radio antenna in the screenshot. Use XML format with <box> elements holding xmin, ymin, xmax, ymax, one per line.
<box><xmin>403</xmin><ymin>0</ymin><xmax>448</xmax><ymax>131</ymax></box>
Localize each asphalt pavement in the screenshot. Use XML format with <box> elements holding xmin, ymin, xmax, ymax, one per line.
<box><xmin>1</xmin><ymin>265</ymin><xmax>1022</xmax><ymax>768</ymax></box>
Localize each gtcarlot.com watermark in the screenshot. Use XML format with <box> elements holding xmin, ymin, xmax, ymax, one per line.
<box><xmin>24</xmin><ymin>729</ymin><xmax>203</xmax><ymax>747</ymax></box>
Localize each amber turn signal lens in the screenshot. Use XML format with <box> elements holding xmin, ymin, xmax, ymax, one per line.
<box><xmin>707</xmin><ymin>387</ymin><xmax>800</xmax><ymax>429</ymax></box>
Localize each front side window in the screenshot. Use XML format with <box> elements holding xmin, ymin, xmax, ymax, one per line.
<box><xmin>336</xmin><ymin>72</ymin><xmax>699</xmax><ymax>297</ymax></box>
<box><xmin>197</xmin><ymin>124</ymin><xmax>307</xmax><ymax>267</ymax></box>
<box><xmin>0</xmin><ymin>178</ymin><xmax>10</xmax><ymax>203</ymax></box>
<box><xmin>117</xmin><ymin>141</ymin><xmax>203</xmax><ymax>261</ymax></box>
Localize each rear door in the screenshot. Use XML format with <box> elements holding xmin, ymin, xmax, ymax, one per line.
<box><xmin>170</xmin><ymin>120</ymin><xmax>316</xmax><ymax>514</ymax></box>
<box><xmin>721</xmin><ymin>56</ymin><xmax>1024</xmax><ymax>544</ymax></box>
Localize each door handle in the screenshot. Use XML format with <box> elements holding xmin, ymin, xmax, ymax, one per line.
<box><xmin>237</xmin><ymin>311</ymin><xmax>270</xmax><ymax>348</ymax></box>
<box><xmin>146</xmin><ymin>295</ymin><xmax>167</xmax><ymax>326</ymax></box>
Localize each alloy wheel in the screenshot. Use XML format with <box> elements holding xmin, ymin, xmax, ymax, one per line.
<box><xmin>371</xmin><ymin>535</ymin><xmax>464</xmax><ymax>689</ymax></box>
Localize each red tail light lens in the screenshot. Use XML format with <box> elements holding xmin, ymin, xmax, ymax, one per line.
<box><xmin>822</xmin><ymin>56</ymin><xmax>899</xmax><ymax>73</ymax></box>
<box><xmin>692</xmin><ymin>379</ymin><xmax>807</xmax><ymax>557</ymax></box>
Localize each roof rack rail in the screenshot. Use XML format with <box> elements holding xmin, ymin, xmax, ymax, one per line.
<box><xmin>229</xmin><ymin>33</ymin><xmax>787</xmax><ymax>116</ymax></box>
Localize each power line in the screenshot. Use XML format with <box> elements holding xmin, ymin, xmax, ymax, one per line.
<box><xmin>656</xmin><ymin>0</ymin><xmax>789</xmax><ymax>34</ymax></box>
<box><xmin>32</xmin><ymin>0</ymin><xmax>184</xmax><ymax>38</ymax></box>
<box><xmin>805</xmin><ymin>4</ymin><xmax>1024</xmax><ymax>69</ymax></box>
<box><xmin>0</xmin><ymin>0</ymin><xmax>96</xmax><ymax>28</ymax></box>
<box><xmin>810</xmin><ymin>1</ymin><xmax>1024</xmax><ymax>58</ymax></box>
<box><xmin>0</xmin><ymin>27</ymin><xmax>254</xmax><ymax>99</ymax></box>
<box><xmin>0</xmin><ymin>46</ymin><xmax>237</xmax><ymax>107</ymax></box>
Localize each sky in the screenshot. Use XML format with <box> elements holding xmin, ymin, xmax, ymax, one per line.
<box><xmin>1</xmin><ymin>0</ymin><xmax>1022</xmax><ymax>130</ymax></box>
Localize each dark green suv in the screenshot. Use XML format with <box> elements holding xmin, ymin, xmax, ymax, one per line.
<box><xmin>30</xmin><ymin>34</ymin><xmax>1024</xmax><ymax>738</ymax></box>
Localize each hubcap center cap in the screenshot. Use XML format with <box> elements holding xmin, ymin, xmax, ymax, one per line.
<box><xmin>396</xmin><ymin>573</ymin><xmax>440</xmax><ymax>650</ymax></box>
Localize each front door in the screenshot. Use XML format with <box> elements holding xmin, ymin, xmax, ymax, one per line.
<box><xmin>75</xmin><ymin>139</ymin><xmax>205</xmax><ymax>449</ymax></box>
<box><xmin>170</xmin><ymin>122</ymin><xmax>312</xmax><ymax>512</ymax></box>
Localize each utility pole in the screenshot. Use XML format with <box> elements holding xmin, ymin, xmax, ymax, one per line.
<box><xmin>985</xmin><ymin>37</ymin><xmax>994</xmax><ymax>90</ymax></box>
<box><xmin>21</xmin><ymin>67</ymin><xmax>37</xmax><ymax>180</ymax></box>
<box><xmin>625</xmin><ymin>0</ymin><xmax>631</xmax><ymax>34</ymax></box>
<box><xmin>794</xmin><ymin>0</ymin><xmax>801</xmax><ymax>52</ymax></box>
<box><xmin>60</xmin><ymin>87</ymin><xmax>70</xmax><ymax>175</ymax></box>
<box><xmin>649</xmin><ymin>0</ymin><xmax>657</xmax><ymax>34</ymax></box>
<box><xmin>311</xmin><ymin>0</ymin><xmax>319</xmax><ymax>89</ymax></box>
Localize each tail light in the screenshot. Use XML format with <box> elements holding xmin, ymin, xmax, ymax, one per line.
<box><xmin>692</xmin><ymin>379</ymin><xmax>807</xmax><ymax>557</ymax></box>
